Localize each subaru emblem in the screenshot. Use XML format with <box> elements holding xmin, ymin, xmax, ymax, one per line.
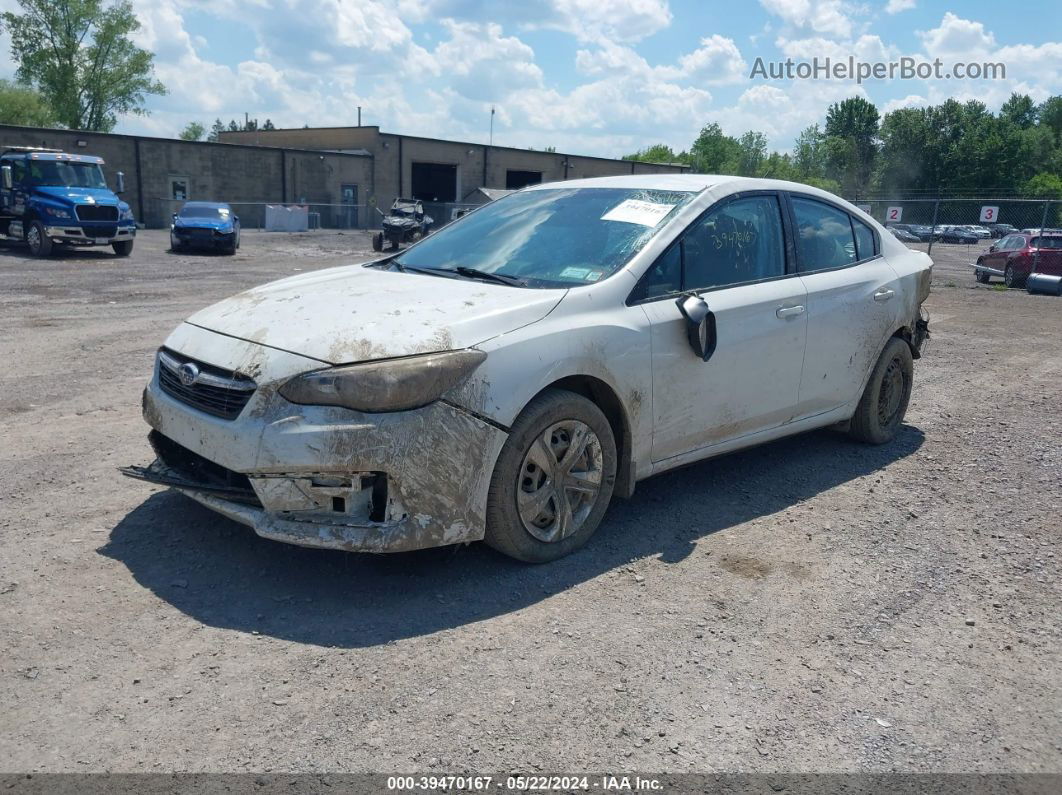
<box><xmin>177</xmin><ymin>362</ymin><xmax>200</xmax><ymax>387</ymax></box>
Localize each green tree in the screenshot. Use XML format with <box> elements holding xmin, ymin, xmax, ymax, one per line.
<box><xmin>262</xmin><ymin>118</ymin><xmax>276</xmax><ymax>131</ymax></box>
<box><xmin>1000</xmin><ymin>92</ymin><xmax>1037</xmax><ymax>129</ymax></box>
<box><xmin>207</xmin><ymin>118</ymin><xmax>225</xmax><ymax>142</ymax></box>
<box><xmin>178</xmin><ymin>121</ymin><xmax>205</xmax><ymax>141</ymax></box>
<box><xmin>689</xmin><ymin>122</ymin><xmax>740</xmax><ymax>173</ymax></box>
<box><xmin>793</xmin><ymin>124</ymin><xmax>827</xmax><ymax>182</ymax></box>
<box><xmin>622</xmin><ymin>143</ymin><xmax>681</xmax><ymax>163</ymax></box>
<box><xmin>824</xmin><ymin>97</ymin><xmax>880</xmax><ymax>194</ymax></box>
<box><xmin>1024</xmin><ymin>172</ymin><xmax>1062</xmax><ymax>198</ymax></box>
<box><xmin>0</xmin><ymin>78</ymin><xmax>58</xmax><ymax>126</ymax></box>
<box><xmin>0</xmin><ymin>0</ymin><xmax>166</xmax><ymax>132</ymax></box>
<box><xmin>736</xmin><ymin>130</ymin><xmax>767</xmax><ymax>176</ymax></box>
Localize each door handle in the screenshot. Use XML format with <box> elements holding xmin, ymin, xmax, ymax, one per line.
<box><xmin>776</xmin><ymin>305</ymin><xmax>805</xmax><ymax>318</ymax></box>
<box><xmin>874</xmin><ymin>289</ymin><xmax>895</xmax><ymax>302</ymax></box>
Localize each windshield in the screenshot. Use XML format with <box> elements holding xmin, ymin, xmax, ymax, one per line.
<box><xmin>28</xmin><ymin>160</ymin><xmax>107</xmax><ymax>189</ymax></box>
<box><xmin>179</xmin><ymin>205</ymin><xmax>230</xmax><ymax>220</ymax></box>
<box><xmin>392</xmin><ymin>187</ymin><xmax>695</xmax><ymax>287</ymax></box>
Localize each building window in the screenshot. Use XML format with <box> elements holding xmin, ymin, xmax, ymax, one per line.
<box><xmin>506</xmin><ymin>170</ymin><xmax>542</xmax><ymax>190</ymax></box>
<box><xmin>171</xmin><ymin>177</ymin><xmax>190</xmax><ymax>201</ymax></box>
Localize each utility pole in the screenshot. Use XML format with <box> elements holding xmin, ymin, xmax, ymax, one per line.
<box><xmin>489</xmin><ymin>106</ymin><xmax>495</xmax><ymax>147</ymax></box>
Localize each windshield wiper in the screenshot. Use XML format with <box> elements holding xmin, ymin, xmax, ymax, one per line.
<box><xmin>448</xmin><ymin>266</ymin><xmax>526</xmax><ymax>287</ymax></box>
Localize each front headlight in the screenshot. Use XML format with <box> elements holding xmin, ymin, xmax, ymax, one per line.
<box><xmin>278</xmin><ymin>350</ymin><xmax>486</xmax><ymax>412</ymax></box>
<box><xmin>43</xmin><ymin>206</ymin><xmax>73</xmax><ymax>220</ymax></box>
<box><xmin>119</xmin><ymin>207</ymin><xmax>135</xmax><ymax>221</ymax></box>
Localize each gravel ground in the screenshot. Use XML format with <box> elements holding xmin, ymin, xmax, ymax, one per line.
<box><xmin>0</xmin><ymin>230</ymin><xmax>1059</xmax><ymax>774</ymax></box>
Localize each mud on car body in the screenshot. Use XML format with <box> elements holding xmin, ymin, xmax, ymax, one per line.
<box><xmin>125</xmin><ymin>175</ymin><xmax>932</xmax><ymax>563</ymax></box>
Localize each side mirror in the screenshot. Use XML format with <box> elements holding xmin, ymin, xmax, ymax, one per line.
<box><xmin>1</xmin><ymin>164</ymin><xmax>11</xmax><ymax>190</ymax></box>
<box><xmin>115</xmin><ymin>171</ymin><xmax>125</xmax><ymax>194</ymax></box>
<box><xmin>676</xmin><ymin>294</ymin><xmax>717</xmax><ymax>362</ymax></box>
<box><xmin>989</xmin><ymin>244</ymin><xmax>997</xmax><ymax>252</ymax></box>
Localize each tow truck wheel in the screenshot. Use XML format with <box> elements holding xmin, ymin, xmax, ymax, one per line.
<box><xmin>112</xmin><ymin>240</ymin><xmax>134</xmax><ymax>257</ymax></box>
<box><xmin>372</xmin><ymin>232</ymin><xmax>383</xmax><ymax>252</ymax></box>
<box><xmin>26</xmin><ymin>221</ymin><xmax>53</xmax><ymax>257</ymax></box>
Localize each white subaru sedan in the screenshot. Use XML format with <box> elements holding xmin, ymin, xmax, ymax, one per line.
<box><xmin>125</xmin><ymin>175</ymin><xmax>931</xmax><ymax>562</ymax></box>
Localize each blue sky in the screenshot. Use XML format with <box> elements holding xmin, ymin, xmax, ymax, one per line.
<box><xmin>1</xmin><ymin>0</ymin><xmax>1059</xmax><ymax>157</ymax></box>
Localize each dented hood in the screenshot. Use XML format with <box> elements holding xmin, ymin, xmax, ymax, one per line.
<box><xmin>185</xmin><ymin>265</ymin><xmax>565</xmax><ymax>364</ymax></box>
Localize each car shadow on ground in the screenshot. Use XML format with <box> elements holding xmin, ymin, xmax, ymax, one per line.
<box><xmin>101</xmin><ymin>424</ymin><xmax>924</xmax><ymax>648</ymax></box>
<box><xmin>0</xmin><ymin>241</ymin><xmax>121</xmax><ymax>260</ymax></box>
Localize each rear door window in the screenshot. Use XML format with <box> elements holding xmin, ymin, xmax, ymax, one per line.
<box><xmin>792</xmin><ymin>197</ymin><xmax>858</xmax><ymax>272</ymax></box>
<box><xmin>852</xmin><ymin>217</ymin><xmax>877</xmax><ymax>260</ymax></box>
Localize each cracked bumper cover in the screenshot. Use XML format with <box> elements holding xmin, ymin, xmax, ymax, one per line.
<box><xmin>129</xmin><ymin>347</ymin><xmax>508</xmax><ymax>553</ymax></box>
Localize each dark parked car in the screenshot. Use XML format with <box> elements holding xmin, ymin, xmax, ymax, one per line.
<box><xmin>988</xmin><ymin>223</ymin><xmax>1017</xmax><ymax>239</ymax></box>
<box><xmin>907</xmin><ymin>224</ymin><xmax>935</xmax><ymax>241</ymax></box>
<box><xmin>973</xmin><ymin>232</ymin><xmax>1062</xmax><ymax>287</ymax></box>
<box><xmin>170</xmin><ymin>202</ymin><xmax>240</xmax><ymax>254</ymax></box>
<box><xmin>936</xmin><ymin>225</ymin><xmax>979</xmax><ymax>244</ymax></box>
<box><xmin>889</xmin><ymin>226</ymin><xmax>920</xmax><ymax>243</ymax></box>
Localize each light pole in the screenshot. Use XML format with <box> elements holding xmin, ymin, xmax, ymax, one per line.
<box><xmin>489</xmin><ymin>106</ymin><xmax>495</xmax><ymax>147</ymax></box>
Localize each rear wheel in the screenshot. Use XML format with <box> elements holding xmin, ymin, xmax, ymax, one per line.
<box><xmin>849</xmin><ymin>337</ymin><xmax>914</xmax><ymax>445</ymax></box>
<box><xmin>485</xmin><ymin>389</ymin><xmax>617</xmax><ymax>563</ymax></box>
<box><xmin>1004</xmin><ymin>265</ymin><xmax>1025</xmax><ymax>289</ymax></box>
<box><xmin>112</xmin><ymin>239</ymin><xmax>134</xmax><ymax>257</ymax></box>
<box><xmin>26</xmin><ymin>221</ymin><xmax>52</xmax><ymax>257</ymax></box>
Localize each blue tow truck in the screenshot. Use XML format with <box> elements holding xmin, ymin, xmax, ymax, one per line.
<box><xmin>0</xmin><ymin>146</ymin><xmax>136</xmax><ymax>257</ymax></box>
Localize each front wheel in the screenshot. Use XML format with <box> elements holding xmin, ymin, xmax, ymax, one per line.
<box><xmin>26</xmin><ymin>221</ymin><xmax>53</xmax><ymax>257</ymax></box>
<box><xmin>485</xmin><ymin>389</ymin><xmax>617</xmax><ymax>563</ymax></box>
<box><xmin>112</xmin><ymin>239</ymin><xmax>134</xmax><ymax>257</ymax></box>
<box><xmin>371</xmin><ymin>232</ymin><xmax>383</xmax><ymax>252</ymax></box>
<box><xmin>849</xmin><ymin>337</ymin><xmax>914</xmax><ymax>445</ymax></box>
<box><xmin>975</xmin><ymin>268</ymin><xmax>990</xmax><ymax>284</ymax></box>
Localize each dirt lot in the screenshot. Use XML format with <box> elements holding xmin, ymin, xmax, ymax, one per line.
<box><xmin>1</xmin><ymin>230</ymin><xmax>1059</xmax><ymax>774</ymax></box>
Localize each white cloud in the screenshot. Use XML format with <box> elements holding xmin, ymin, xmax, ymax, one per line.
<box><xmin>885</xmin><ymin>0</ymin><xmax>915</xmax><ymax>14</ymax></box>
<box><xmin>917</xmin><ymin>12</ymin><xmax>995</xmax><ymax>58</ymax></box>
<box><xmin>759</xmin><ymin>0</ymin><xmax>853</xmax><ymax>38</ymax></box>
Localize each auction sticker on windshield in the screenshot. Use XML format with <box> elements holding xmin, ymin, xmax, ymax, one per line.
<box><xmin>601</xmin><ymin>198</ymin><xmax>675</xmax><ymax>227</ymax></box>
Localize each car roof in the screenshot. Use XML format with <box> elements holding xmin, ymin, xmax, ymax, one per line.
<box><xmin>181</xmin><ymin>201</ymin><xmax>231</xmax><ymax>209</ymax></box>
<box><xmin>525</xmin><ymin>174</ymin><xmax>741</xmax><ymax>192</ymax></box>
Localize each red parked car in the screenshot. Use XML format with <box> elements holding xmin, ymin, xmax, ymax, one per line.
<box><xmin>973</xmin><ymin>232</ymin><xmax>1062</xmax><ymax>288</ymax></box>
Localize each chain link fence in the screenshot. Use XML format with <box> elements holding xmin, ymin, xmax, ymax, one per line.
<box><xmin>846</xmin><ymin>197</ymin><xmax>1059</xmax><ymax>255</ymax></box>
<box><xmin>150</xmin><ymin>199</ymin><xmax>373</xmax><ymax>231</ymax></box>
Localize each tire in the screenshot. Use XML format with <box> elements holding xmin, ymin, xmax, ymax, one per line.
<box><xmin>849</xmin><ymin>337</ymin><xmax>914</xmax><ymax>445</ymax></box>
<box><xmin>484</xmin><ymin>389</ymin><xmax>617</xmax><ymax>563</ymax></box>
<box><xmin>26</xmin><ymin>220</ymin><xmax>52</xmax><ymax>257</ymax></box>
<box><xmin>975</xmin><ymin>268</ymin><xmax>990</xmax><ymax>284</ymax></box>
<box><xmin>1004</xmin><ymin>265</ymin><xmax>1026</xmax><ymax>289</ymax></box>
<box><xmin>170</xmin><ymin>233</ymin><xmax>183</xmax><ymax>253</ymax></box>
<box><xmin>112</xmin><ymin>239</ymin><xmax>134</xmax><ymax>257</ymax></box>
<box><xmin>372</xmin><ymin>232</ymin><xmax>383</xmax><ymax>252</ymax></box>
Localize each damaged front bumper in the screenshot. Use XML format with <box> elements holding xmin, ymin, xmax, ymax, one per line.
<box><xmin>123</xmin><ymin>328</ymin><xmax>508</xmax><ymax>553</ymax></box>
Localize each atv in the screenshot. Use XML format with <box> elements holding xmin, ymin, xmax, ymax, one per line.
<box><xmin>372</xmin><ymin>198</ymin><xmax>433</xmax><ymax>252</ymax></box>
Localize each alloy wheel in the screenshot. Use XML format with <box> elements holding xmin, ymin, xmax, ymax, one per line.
<box><xmin>516</xmin><ymin>420</ymin><xmax>604</xmax><ymax>543</ymax></box>
<box><xmin>27</xmin><ymin>225</ymin><xmax>41</xmax><ymax>254</ymax></box>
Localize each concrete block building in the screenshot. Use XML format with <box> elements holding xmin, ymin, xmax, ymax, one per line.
<box><xmin>220</xmin><ymin>126</ymin><xmax>690</xmax><ymax>220</ymax></box>
<box><xmin>1</xmin><ymin>122</ymin><xmax>687</xmax><ymax>229</ymax></box>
